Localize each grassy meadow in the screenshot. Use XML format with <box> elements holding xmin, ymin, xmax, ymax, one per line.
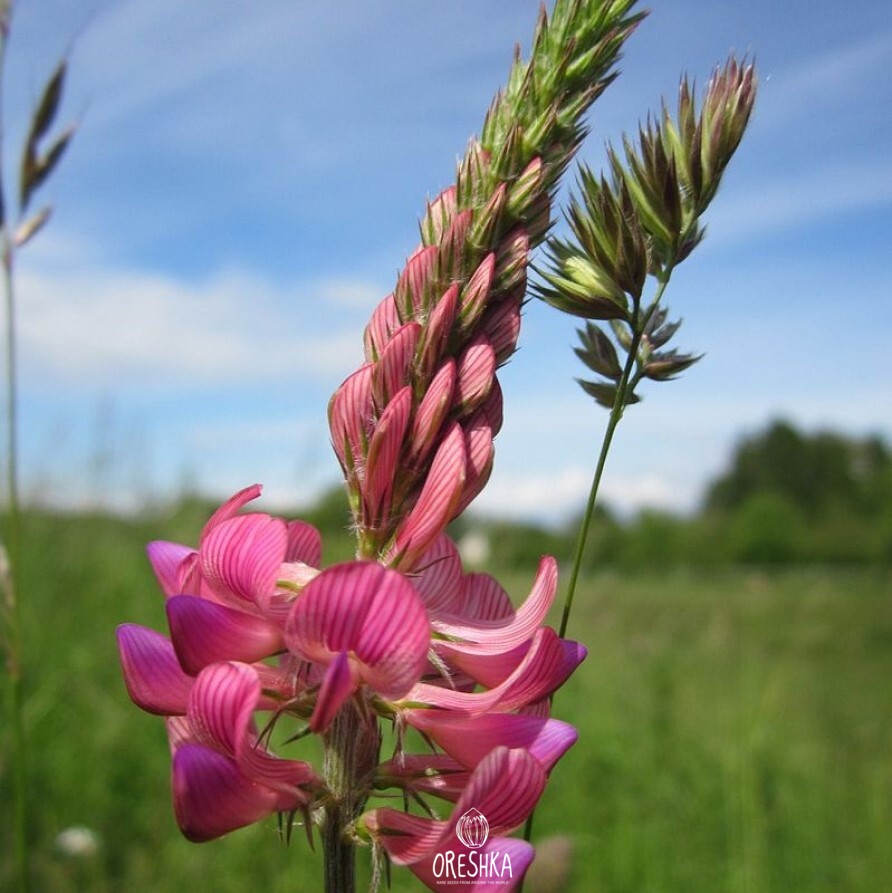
<box><xmin>2</xmin><ymin>507</ymin><xmax>891</xmax><ymax>892</ymax></box>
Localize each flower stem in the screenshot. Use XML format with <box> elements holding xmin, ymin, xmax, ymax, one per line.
<box><xmin>321</xmin><ymin>703</ymin><xmax>379</xmax><ymax>893</ymax></box>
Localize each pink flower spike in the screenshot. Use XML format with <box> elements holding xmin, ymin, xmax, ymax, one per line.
<box><xmin>285</xmin><ymin>561</ymin><xmax>430</xmax><ymax>702</ymax></box>
<box><xmin>116</xmin><ymin>624</ymin><xmax>193</xmax><ymax>715</ymax></box>
<box><xmin>390</xmin><ymin>423</ymin><xmax>467</xmax><ymax>572</ymax></box>
<box><xmin>404</xmin><ymin>712</ymin><xmax>578</xmax><ymax>772</ymax></box>
<box><xmin>309</xmin><ymin>650</ymin><xmax>356</xmax><ymax>733</ymax></box>
<box><xmin>146</xmin><ymin>540</ymin><xmax>194</xmax><ymax>597</ymax></box>
<box><xmin>285</xmin><ymin>520</ymin><xmax>322</xmax><ymax>566</ymax></box>
<box><xmin>200</xmin><ymin>513</ymin><xmax>287</xmax><ymax>608</ymax></box>
<box><xmin>166</xmin><ymin>595</ymin><xmax>284</xmax><ymax>675</ymax></box>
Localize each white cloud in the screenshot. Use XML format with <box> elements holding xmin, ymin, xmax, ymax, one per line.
<box><xmin>17</xmin><ymin>260</ymin><xmax>371</xmax><ymax>391</ymax></box>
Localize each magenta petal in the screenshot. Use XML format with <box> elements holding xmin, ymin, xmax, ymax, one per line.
<box><xmin>405</xmin><ymin>712</ymin><xmax>578</xmax><ymax>772</ymax></box>
<box><xmin>200</xmin><ymin>484</ymin><xmax>263</xmax><ymax>543</ymax></box>
<box><xmin>172</xmin><ymin>743</ymin><xmax>280</xmax><ymax>842</ymax></box>
<box><xmin>372</xmin><ymin>322</ymin><xmax>421</xmax><ymax>406</ymax></box>
<box><xmin>166</xmin><ymin>595</ymin><xmax>284</xmax><ymax>675</ymax></box>
<box><xmin>411</xmin><ymin>534</ymin><xmax>465</xmax><ymax>616</ymax></box>
<box><xmin>409</xmin><ymin>361</ymin><xmax>457</xmax><ymax>468</ymax></box>
<box><xmin>436</xmin><ymin>639</ymin><xmax>531</xmax><ymax>689</ymax></box>
<box><xmin>455</xmin><ymin>335</ymin><xmax>496</xmax><ymax>413</ymax></box>
<box><xmin>285</xmin><ymin>562</ymin><xmax>430</xmax><ymax>699</ymax></box>
<box><xmin>432</xmin><ymin>557</ymin><xmax>559</xmax><ymax>654</ymax></box>
<box><xmin>310</xmin><ymin>650</ymin><xmax>356</xmax><ymax>733</ymax></box>
<box><xmin>329</xmin><ymin>364</ymin><xmax>374</xmax><ymax>472</ymax></box>
<box><xmin>116</xmin><ymin>624</ymin><xmax>193</xmax><ymax>715</ymax></box>
<box><xmin>201</xmin><ymin>513</ymin><xmax>287</xmax><ymax>606</ymax></box>
<box><xmin>285</xmin><ymin>520</ymin><xmax>322</xmax><ymax>566</ymax></box>
<box><xmin>363</xmin><ymin>386</ymin><xmax>412</xmax><ymax>523</ymax></box>
<box><xmin>364</xmin><ymin>292</ymin><xmax>401</xmax><ymax>361</ymax></box>
<box><xmin>377</xmin><ymin>753</ymin><xmax>469</xmax><ymax>802</ymax></box>
<box><xmin>146</xmin><ymin>540</ymin><xmax>194</xmax><ymax>597</ymax></box>
<box><xmin>362</xmin><ymin>809</ymin><xmax>445</xmax><ymax>866</ymax></box>
<box><xmin>406</xmin><ymin>628</ymin><xmax>585</xmax><ymax>715</ymax></box>
<box><xmin>390</xmin><ymin>423</ymin><xmax>467</xmax><ymax>571</ymax></box>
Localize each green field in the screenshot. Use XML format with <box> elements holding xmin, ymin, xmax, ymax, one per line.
<box><xmin>2</xmin><ymin>510</ymin><xmax>891</xmax><ymax>892</ymax></box>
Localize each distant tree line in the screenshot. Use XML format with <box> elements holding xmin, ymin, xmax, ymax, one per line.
<box><xmin>458</xmin><ymin>419</ymin><xmax>892</xmax><ymax>569</ymax></box>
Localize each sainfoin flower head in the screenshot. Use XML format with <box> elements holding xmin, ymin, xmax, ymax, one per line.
<box><xmin>117</xmin><ymin>485</ymin><xmax>585</xmax><ymax>888</ymax></box>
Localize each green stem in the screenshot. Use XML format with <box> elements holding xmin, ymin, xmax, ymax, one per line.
<box><xmin>321</xmin><ymin>703</ymin><xmax>379</xmax><ymax>893</ymax></box>
<box><xmin>2</xmin><ymin>230</ymin><xmax>28</xmax><ymax>893</ymax></box>
<box><xmin>558</xmin><ymin>271</ymin><xmax>673</xmax><ymax>639</ymax></box>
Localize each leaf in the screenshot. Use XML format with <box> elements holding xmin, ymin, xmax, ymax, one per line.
<box><xmin>574</xmin><ymin>322</ymin><xmax>622</xmax><ymax>379</ymax></box>
<box><xmin>643</xmin><ymin>350</ymin><xmax>703</xmax><ymax>381</ymax></box>
<box><xmin>577</xmin><ymin>378</ymin><xmax>640</xmax><ymax>410</ymax></box>
<box><xmin>21</xmin><ymin>123</ymin><xmax>77</xmax><ymax>212</ymax></box>
<box><xmin>28</xmin><ymin>60</ymin><xmax>67</xmax><ymax>150</ymax></box>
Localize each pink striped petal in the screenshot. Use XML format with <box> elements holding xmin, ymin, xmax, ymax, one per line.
<box><xmin>482</xmin><ymin>295</ymin><xmax>522</xmax><ymax>365</ymax></box>
<box><xmin>372</xmin><ymin>323</ymin><xmax>421</xmax><ymax>407</ymax></box>
<box><xmin>363</xmin><ymin>809</ymin><xmax>444</xmax><ymax>866</ymax></box>
<box><xmin>404</xmin><ymin>712</ymin><xmax>578</xmax><ymax>772</ymax></box>
<box><xmin>411</xmin><ymin>534</ymin><xmax>465</xmax><ymax>616</ymax></box>
<box><xmin>418</xmin><ymin>284</ymin><xmax>458</xmax><ymax>377</ymax></box>
<box><xmin>309</xmin><ymin>650</ymin><xmax>356</xmax><ymax>733</ymax></box>
<box><xmin>146</xmin><ymin>540</ymin><xmax>194</xmax><ymax>596</ymax></box>
<box><xmin>328</xmin><ymin>364</ymin><xmax>374</xmax><ymax>473</ymax></box>
<box><xmin>494</xmin><ymin>226</ymin><xmax>530</xmax><ymax>295</ymax></box>
<box><xmin>421</xmin><ymin>185</ymin><xmax>458</xmax><ymax>246</ymax></box>
<box><xmin>200</xmin><ymin>484</ymin><xmax>263</xmax><ymax>544</ymax></box>
<box><xmin>435</xmin><ymin>639</ymin><xmax>531</xmax><ymax>689</ymax></box>
<box><xmin>454</xmin><ymin>413</ymin><xmax>495</xmax><ymax>517</ymax></box>
<box><xmin>459</xmin><ymin>573</ymin><xmax>513</xmax><ymax>621</ymax></box>
<box><xmin>166</xmin><ymin>595</ymin><xmax>284</xmax><ymax>674</ymax></box>
<box><xmin>116</xmin><ymin>624</ymin><xmax>193</xmax><ymax>715</ymax></box>
<box><xmin>200</xmin><ymin>514</ymin><xmax>287</xmax><ymax>606</ymax></box>
<box><xmin>405</xmin><ymin>628</ymin><xmax>585</xmax><ymax>715</ymax></box>
<box><xmin>390</xmin><ymin>423</ymin><xmax>467</xmax><ymax>572</ymax></box>
<box><xmin>455</xmin><ymin>335</ymin><xmax>496</xmax><ymax>414</ymax></box>
<box><xmin>459</xmin><ymin>252</ymin><xmax>496</xmax><ymax>329</ymax></box>
<box><xmin>285</xmin><ymin>562</ymin><xmax>430</xmax><ymax>700</ymax></box>
<box><xmin>171</xmin><ymin>743</ymin><xmax>283</xmax><ymax>842</ymax></box>
<box><xmin>432</xmin><ymin>557</ymin><xmax>558</xmax><ymax>654</ymax></box>
<box><xmin>408</xmin><ymin>361</ymin><xmax>456</xmax><ymax>468</ymax></box>
<box><xmin>364</xmin><ymin>292</ymin><xmax>401</xmax><ymax>362</ymax></box>
<box><xmin>441</xmin><ymin>209</ymin><xmax>472</xmax><ymax>268</ymax></box>
<box><xmin>285</xmin><ymin>520</ymin><xmax>322</xmax><ymax>565</ymax></box>
<box><xmin>363</xmin><ymin>386</ymin><xmax>412</xmax><ymax>526</ymax></box>
<box><xmin>395</xmin><ymin>245</ymin><xmax>438</xmax><ymax>318</ymax></box>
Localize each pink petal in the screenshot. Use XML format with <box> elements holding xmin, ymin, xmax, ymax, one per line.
<box><xmin>421</xmin><ymin>185</ymin><xmax>458</xmax><ymax>246</ymax></box>
<box><xmin>459</xmin><ymin>252</ymin><xmax>496</xmax><ymax>330</ymax></box>
<box><xmin>408</xmin><ymin>360</ymin><xmax>456</xmax><ymax>468</ymax></box>
<box><xmin>454</xmin><ymin>412</ymin><xmax>495</xmax><ymax>516</ymax></box>
<box><xmin>435</xmin><ymin>639</ymin><xmax>531</xmax><ymax>689</ymax></box>
<box><xmin>404</xmin><ymin>712</ymin><xmax>578</xmax><ymax>772</ymax></box>
<box><xmin>200</xmin><ymin>513</ymin><xmax>287</xmax><ymax>606</ymax></box>
<box><xmin>200</xmin><ymin>484</ymin><xmax>263</xmax><ymax>544</ymax></box>
<box><xmin>432</xmin><ymin>557</ymin><xmax>558</xmax><ymax>654</ymax></box>
<box><xmin>363</xmin><ymin>386</ymin><xmax>412</xmax><ymax>525</ymax></box>
<box><xmin>328</xmin><ymin>364</ymin><xmax>374</xmax><ymax>473</ymax></box>
<box><xmin>390</xmin><ymin>423</ymin><xmax>467</xmax><ymax>572</ymax></box>
<box><xmin>285</xmin><ymin>520</ymin><xmax>322</xmax><ymax>566</ymax></box>
<box><xmin>395</xmin><ymin>244</ymin><xmax>438</xmax><ymax>318</ymax></box>
<box><xmin>410</xmin><ymin>534</ymin><xmax>465</xmax><ymax>617</ymax></box>
<box><xmin>376</xmin><ymin>753</ymin><xmax>469</xmax><ymax>802</ymax></box>
<box><xmin>405</xmin><ymin>628</ymin><xmax>585</xmax><ymax>715</ymax></box>
<box><xmin>362</xmin><ymin>809</ymin><xmax>444</xmax><ymax>866</ymax></box>
<box><xmin>146</xmin><ymin>540</ymin><xmax>194</xmax><ymax>596</ymax></box>
<box><xmin>372</xmin><ymin>322</ymin><xmax>421</xmax><ymax>407</ymax></box>
<box><xmin>171</xmin><ymin>743</ymin><xmax>282</xmax><ymax>842</ymax></box>
<box><xmin>482</xmin><ymin>294</ymin><xmax>522</xmax><ymax>365</ymax></box>
<box><xmin>455</xmin><ymin>335</ymin><xmax>496</xmax><ymax>414</ymax></box>
<box><xmin>364</xmin><ymin>292</ymin><xmax>401</xmax><ymax>362</ymax></box>
<box><xmin>116</xmin><ymin>624</ymin><xmax>193</xmax><ymax>715</ymax></box>
<box><xmin>458</xmin><ymin>573</ymin><xmax>514</xmax><ymax>621</ymax></box>
<box><xmin>166</xmin><ymin>595</ymin><xmax>284</xmax><ymax>675</ymax></box>
<box><xmin>285</xmin><ymin>562</ymin><xmax>430</xmax><ymax>700</ymax></box>
<box><xmin>309</xmin><ymin>650</ymin><xmax>356</xmax><ymax>733</ymax></box>
<box><xmin>418</xmin><ymin>284</ymin><xmax>458</xmax><ymax>377</ymax></box>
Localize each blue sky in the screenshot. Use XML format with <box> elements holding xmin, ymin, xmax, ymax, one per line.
<box><xmin>5</xmin><ymin>0</ymin><xmax>891</xmax><ymax>522</ymax></box>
